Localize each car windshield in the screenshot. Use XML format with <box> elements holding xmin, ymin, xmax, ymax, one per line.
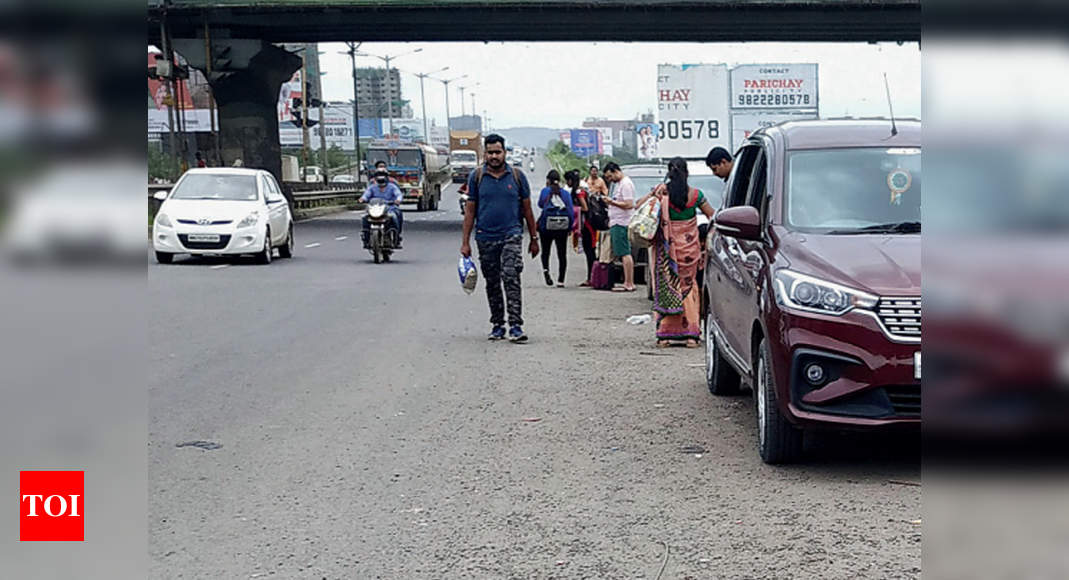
<box><xmin>453</xmin><ymin>151</ymin><xmax>477</xmax><ymax>163</ymax></box>
<box><xmin>170</xmin><ymin>174</ymin><xmax>259</xmax><ymax>201</ymax></box>
<box><xmin>787</xmin><ymin>147</ymin><xmax>921</xmax><ymax>233</ymax></box>
<box><xmin>367</xmin><ymin>150</ymin><xmax>421</xmax><ymax>168</ymax></box>
<box><xmin>626</xmin><ymin>174</ymin><xmax>725</xmax><ymax>208</ymax></box>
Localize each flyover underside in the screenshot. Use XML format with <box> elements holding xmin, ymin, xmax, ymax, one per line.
<box><xmin>149</xmin><ymin>5</ymin><xmax>920</xmax><ymax>44</ymax></box>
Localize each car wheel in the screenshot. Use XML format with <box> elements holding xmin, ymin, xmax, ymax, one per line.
<box><xmin>705</xmin><ymin>309</ymin><xmax>741</xmax><ymax>396</ymax></box>
<box><xmin>755</xmin><ymin>337</ymin><xmax>803</xmax><ymax>464</ymax></box>
<box><xmin>155</xmin><ymin>251</ymin><xmax>174</xmax><ymax>264</ymax></box>
<box><xmin>278</xmin><ymin>224</ymin><xmax>294</xmax><ymax>258</ymax></box>
<box><xmin>256</xmin><ymin>228</ymin><xmax>272</xmax><ymax>265</ymax></box>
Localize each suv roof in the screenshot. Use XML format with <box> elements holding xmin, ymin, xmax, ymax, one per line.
<box><xmin>756</xmin><ymin>118</ymin><xmax>921</xmax><ymax>150</ymax></box>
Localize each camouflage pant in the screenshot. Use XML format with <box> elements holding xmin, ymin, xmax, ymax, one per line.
<box><xmin>477</xmin><ymin>235</ymin><xmax>524</xmax><ymax>327</ymax></box>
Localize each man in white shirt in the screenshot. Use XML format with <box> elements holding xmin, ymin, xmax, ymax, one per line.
<box><xmin>601</xmin><ymin>162</ymin><xmax>636</xmax><ymax>292</ymax></box>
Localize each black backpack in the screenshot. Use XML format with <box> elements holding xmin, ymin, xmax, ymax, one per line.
<box><xmin>585</xmin><ymin>194</ymin><xmax>610</xmax><ymax>231</ymax></box>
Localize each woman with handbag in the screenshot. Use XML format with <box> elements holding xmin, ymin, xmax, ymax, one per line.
<box><xmin>636</xmin><ymin>157</ymin><xmax>716</xmax><ymax>347</ymax></box>
<box><xmin>564</xmin><ymin>169</ymin><xmax>597</xmax><ymax>286</ymax></box>
<box><xmin>537</xmin><ymin>170</ymin><xmax>575</xmax><ymax>287</ymax></box>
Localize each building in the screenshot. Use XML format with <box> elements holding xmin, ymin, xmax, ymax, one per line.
<box><xmin>355</xmin><ymin>67</ymin><xmax>408</xmax><ymax>120</ymax></box>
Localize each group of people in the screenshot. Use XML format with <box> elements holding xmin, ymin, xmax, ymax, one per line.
<box><xmin>459</xmin><ymin>132</ymin><xmax>736</xmax><ymax>349</ymax></box>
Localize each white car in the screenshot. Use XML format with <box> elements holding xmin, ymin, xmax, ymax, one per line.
<box><xmin>152</xmin><ymin>168</ymin><xmax>294</xmax><ymax>264</ymax></box>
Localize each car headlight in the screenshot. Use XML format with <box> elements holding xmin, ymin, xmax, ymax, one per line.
<box><xmin>773</xmin><ymin>270</ymin><xmax>877</xmax><ymax>316</ymax></box>
<box><xmin>155</xmin><ymin>213</ymin><xmax>172</xmax><ymax>228</ymax></box>
<box><xmin>236</xmin><ymin>212</ymin><xmax>260</xmax><ymax>229</ymax></box>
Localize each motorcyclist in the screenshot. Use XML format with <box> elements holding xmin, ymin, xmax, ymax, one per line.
<box><xmin>361</xmin><ymin>169</ymin><xmax>404</xmax><ymax>248</ymax></box>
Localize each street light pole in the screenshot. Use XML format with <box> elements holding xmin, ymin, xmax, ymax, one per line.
<box><xmin>354</xmin><ymin>48</ymin><xmax>423</xmax><ymax>138</ymax></box>
<box><xmin>301</xmin><ymin>49</ymin><xmax>309</xmax><ymax>172</ymax></box>
<box><xmin>414</xmin><ymin>66</ymin><xmax>448</xmax><ymax>145</ymax></box>
<box><xmin>345</xmin><ymin>42</ymin><xmax>362</xmax><ymax>180</ymax></box>
<box><xmin>432</xmin><ymin>74</ymin><xmax>466</xmax><ymax>139</ymax></box>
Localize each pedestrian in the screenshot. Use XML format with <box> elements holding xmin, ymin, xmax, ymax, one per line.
<box><xmin>565</xmin><ymin>169</ymin><xmax>596</xmax><ymax>286</ymax></box>
<box><xmin>601</xmin><ymin>161</ymin><xmax>636</xmax><ymax>292</ymax></box>
<box><xmin>587</xmin><ymin>164</ymin><xmax>608</xmax><ymax>198</ymax></box>
<box><xmin>195</xmin><ymin>151</ymin><xmax>207</xmax><ymax>168</ymax></box>
<box><xmin>460</xmin><ymin>134</ymin><xmax>539</xmax><ymax>343</ymax></box>
<box><xmin>705</xmin><ymin>146</ymin><xmax>734</xmax><ymax>182</ymax></box>
<box><xmin>636</xmin><ymin>157</ymin><xmax>716</xmax><ymax>347</ymax></box>
<box><xmin>536</xmin><ymin>169</ymin><xmax>575</xmax><ymax>287</ymax></box>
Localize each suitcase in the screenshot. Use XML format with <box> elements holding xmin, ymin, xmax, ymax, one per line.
<box><xmin>590</xmin><ymin>262</ymin><xmax>613</xmax><ymax>290</ymax></box>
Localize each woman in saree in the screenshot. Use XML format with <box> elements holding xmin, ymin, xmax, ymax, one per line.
<box><xmin>636</xmin><ymin>157</ymin><xmax>716</xmax><ymax>348</ymax></box>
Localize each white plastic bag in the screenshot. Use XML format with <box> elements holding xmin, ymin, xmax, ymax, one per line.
<box><xmin>458</xmin><ymin>255</ymin><xmax>478</xmax><ymax>295</ymax></box>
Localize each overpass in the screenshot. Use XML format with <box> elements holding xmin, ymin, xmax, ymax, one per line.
<box><xmin>147</xmin><ymin>0</ymin><xmax>920</xmax><ymax>188</ymax></box>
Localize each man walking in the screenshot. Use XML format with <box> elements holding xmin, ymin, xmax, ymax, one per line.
<box><xmin>460</xmin><ymin>134</ymin><xmax>539</xmax><ymax>342</ymax></box>
<box><xmin>601</xmin><ymin>162</ymin><xmax>636</xmax><ymax>292</ymax></box>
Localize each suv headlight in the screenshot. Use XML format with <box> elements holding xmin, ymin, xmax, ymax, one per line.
<box><xmin>236</xmin><ymin>212</ymin><xmax>260</xmax><ymax>229</ymax></box>
<box><xmin>155</xmin><ymin>213</ymin><xmax>172</xmax><ymax>228</ymax></box>
<box><xmin>773</xmin><ymin>270</ymin><xmax>877</xmax><ymax>316</ymax></box>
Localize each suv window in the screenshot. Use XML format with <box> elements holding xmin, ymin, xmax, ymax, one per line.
<box><xmin>724</xmin><ymin>145</ymin><xmax>760</xmax><ymax>208</ymax></box>
<box><xmin>745</xmin><ymin>149</ymin><xmax>768</xmax><ymax>211</ymax></box>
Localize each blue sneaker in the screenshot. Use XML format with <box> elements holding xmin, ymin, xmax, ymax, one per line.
<box><xmin>508</xmin><ymin>325</ymin><xmax>528</xmax><ymax>343</ymax></box>
<box><xmin>488</xmin><ymin>326</ymin><xmax>506</xmax><ymax>341</ymax></box>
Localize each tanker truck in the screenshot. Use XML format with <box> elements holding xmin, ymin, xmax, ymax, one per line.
<box><xmin>365</xmin><ymin>139</ymin><xmax>451</xmax><ymax>211</ymax></box>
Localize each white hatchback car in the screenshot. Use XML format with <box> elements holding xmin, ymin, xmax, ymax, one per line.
<box><xmin>152</xmin><ymin>168</ymin><xmax>294</xmax><ymax>264</ymax></box>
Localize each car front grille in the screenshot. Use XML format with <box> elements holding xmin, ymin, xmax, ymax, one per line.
<box><xmin>885</xmin><ymin>385</ymin><xmax>921</xmax><ymax>418</ymax></box>
<box><xmin>178</xmin><ymin>234</ymin><xmax>231</xmax><ymax>250</ymax></box>
<box><xmin>877</xmin><ymin>297</ymin><xmax>921</xmax><ymax>339</ymax></box>
<box><xmin>177</xmin><ymin>219</ymin><xmax>233</xmax><ymax>225</ymax></box>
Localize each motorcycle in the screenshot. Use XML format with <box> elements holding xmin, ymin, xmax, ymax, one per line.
<box><xmin>528</xmin><ymin>160</ymin><xmax>535</xmax><ymax>172</ymax></box>
<box><xmin>365</xmin><ymin>198</ymin><xmax>400</xmax><ymax>264</ymax></box>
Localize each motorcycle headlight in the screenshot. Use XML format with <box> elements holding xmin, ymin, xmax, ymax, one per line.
<box><xmin>236</xmin><ymin>212</ymin><xmax>260</xmax><ymax>229</ymax></box>
<box><xmin>368</xmin><ymin>204</ymin><xmax>386</xmax><ymax>218</ymax></box>
<box><xmin>773</xmin><ymin>270</ymin><xmax>877</xmax><ymax>316</ymax></box>
<box><xmin>155</xmin><ymin>213</ymin><xmax>172</xmax><ymax>228</ymax></box>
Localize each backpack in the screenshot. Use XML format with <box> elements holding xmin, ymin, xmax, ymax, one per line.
<box><xmin>472</xmin><ymin>166</ymin><xmax>527</xmax><ymax>225</ymax></box>
<box><xmin>540</xmin><ymin>189</ymin><xmax>572</xmax><ymax>231</ymax></box>
<box><xmin>586</xmin><ymin>194</ymin><xmax>610</xmax><ymax>231</ymax></box>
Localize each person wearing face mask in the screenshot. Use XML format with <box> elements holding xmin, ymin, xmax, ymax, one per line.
<box><xmin>361</xmin><ymin>169</ymin><xmax>405</xmax><ymax>248</ymax></box>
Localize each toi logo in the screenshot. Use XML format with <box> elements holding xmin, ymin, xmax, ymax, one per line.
<box><xmin>20</xmin><ymin>471</ymin><xmax>84</xmax><ymax>541</ymax></box>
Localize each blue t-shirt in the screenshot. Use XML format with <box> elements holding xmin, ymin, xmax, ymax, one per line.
<box><xmin>360</xmin><ymin>181</ymin><xmax>403</xmax><ymax>204</ymax></box>
<box><xmin>467</xmin><ymin>164</ymin><xmax>531</xmax><ymax>242</ymax></box>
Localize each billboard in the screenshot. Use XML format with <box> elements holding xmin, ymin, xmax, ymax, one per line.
<box><xmin>731</xmin><ymin>111</ymin><xmax>818</xmax><ymax>148</ymax></box>
<box><xmin>279</xmin><ymin>107</ymin><xmax>384</xmax><ymax>149</ymax></box>
<box><xmin>656</xmin><ymin>64</ymin><xmax>731</xmax><ymax>159</ymax></box>
<box><xmin>559</xmin><ymin>131</ymin><xmax>571</xmax><ymax>148</ymax></box>
<box><xmin>569</xmin><ymin>129</ymin><xmax>599</xmax><ymax>157</ymax></box>
<box><xmin>730</xmin><ymin>64</ymin><xmax>818</xmax><ymax>110</ymax></box>
<box><xmin>148</xmin><ymin>109</ymin><xmax>217</xmax><ymax>134</ymax></box>
<box><xmin>634</xmin><ymin>122</ymin><xmax>659</xmax><ymax>160</ymax></box>
<box><xmin>148</xmin><ymin>52</ymin><xmax>194</xmax><ymax>111</ymax></box>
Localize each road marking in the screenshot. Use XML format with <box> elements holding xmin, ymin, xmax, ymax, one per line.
<box><xmin>210</xmin><ymin>264</ymin><xmax>230</xmax><ymax>270</ymax></box>
<box><xmin>305</xmin><ymin>242</ymin><xmax>321</xmax><ymax>248</ymax></box>
<box><xmin>335</xmin><ymin>236</ymin><xmax>348</xmax><ymax>241</ymax></box>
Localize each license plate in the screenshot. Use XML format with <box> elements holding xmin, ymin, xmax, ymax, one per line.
<box><xmin>914</xmin><ymin>352</ymin><xmax>922</xmax><ymax>380</ymax></box>
<box><xmin>187</xmin><ymin>234</ymin><xmax>220</xmax><ymax>243</ymax></box>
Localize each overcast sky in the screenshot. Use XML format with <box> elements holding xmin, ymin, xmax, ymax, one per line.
<box><xmin>316</xmin><ymin>41</ymin><xmax>920</xmax><ymax>130</ymax></box>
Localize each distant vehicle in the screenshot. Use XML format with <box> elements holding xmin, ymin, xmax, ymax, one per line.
<box><xmin>450</xmin><ymin>130</ymin><xmax>483</xmax><ymax>182</ymax></box>
<box><xmin>704</xmin><ymin>119</ymin><xmax>921</xmax><ymax>463</ymax></box>
<box><xmin>331</xmin><ymin>174</ymin><xmax>356</xmax><ymax>184</ymax></box>
<box><xmin>301</xmin><ymin>165</ymin><xmax>324</xmax><ymax>184</ymax></box>
<box><xmin>365</xmin><ymin>140</ymin><xmax>450</xmax><ymax>211</ymax></box>
<box><xmin>152</xmin><ymin>168</ymin><xmax>294</xmax><ymax>264</ymax></box>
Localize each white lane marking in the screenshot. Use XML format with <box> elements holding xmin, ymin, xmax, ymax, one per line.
<box><xmin>335</xmin><ymin>236</ymin><xmax>348</xmax><ymax>241</ymax></box>
<box><xmin>210</xmin><ymin>264</ymin><xmax>230</xmax><ymax>270</ymax></box>
<box><xmin>305</xmin><ymin>242</ymin><xmax>321</xmax><ymax>248</ymax></box>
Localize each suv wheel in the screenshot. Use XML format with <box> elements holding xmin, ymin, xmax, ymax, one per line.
<box><xmin>705</xmin><ymin>309</ymin><xmax>741</xmax><ymax>396</ymax></box>
<box><xmin>755</xmin><ymin>337</ymin><xmax>803</xmax><ymax>464</ymax></box>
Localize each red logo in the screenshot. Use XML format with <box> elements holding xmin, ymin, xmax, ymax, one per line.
<box><xmin>20</xmin><ymin>471</ymin><xmax>84</xmax><ymax>541</ymax></box>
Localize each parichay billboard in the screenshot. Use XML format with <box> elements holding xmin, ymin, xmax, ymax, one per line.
<box><xmin>656</xmin><ymin>64</ymin><xmax>731</xmax><ymax>159</ymax></box>
<box><xmin>730</xmin><ymin>64</ymin><xmax>818</xmax><ymax>110</ymax></box>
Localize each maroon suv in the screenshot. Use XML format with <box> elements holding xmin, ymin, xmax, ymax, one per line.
<box><xmin>703</xmin><ymin>119</ymin><xmax>920</xmax><ymax>464</ymax></box>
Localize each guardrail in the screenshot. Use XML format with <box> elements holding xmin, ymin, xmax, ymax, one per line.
<box><xmin>148</xmin><ymin>185</ymin><xmax>364</xmax><ymax>221</ymax></box>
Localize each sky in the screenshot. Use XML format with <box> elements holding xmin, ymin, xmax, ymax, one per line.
<box><xmin>316</xmin><ymin>41</ymin><xmax>921</xmax><ymax>130</ymax></box>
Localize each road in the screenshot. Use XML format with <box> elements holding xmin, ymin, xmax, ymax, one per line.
<box><xmin>149</xmin><ymin>156</ymin><xmax>920</xmax><ymax>579</ymax></box>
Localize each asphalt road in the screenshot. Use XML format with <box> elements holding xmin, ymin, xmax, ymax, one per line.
<box><xmin>149</xmin><ymin>156</ymin><xmax>920</xmax><ymax>579</ymax></box>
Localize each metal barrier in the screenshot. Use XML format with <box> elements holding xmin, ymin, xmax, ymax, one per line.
<box><xmin>148</xmin><ymin>185</ymin><xmax>362</xmax><ymax>220</ymax></box>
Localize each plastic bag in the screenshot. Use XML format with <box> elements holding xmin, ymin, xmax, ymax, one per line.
<box><xmin>458</xmin><ymin>255</ymin><xmax>478</xmax><ymax>294</ymax></box>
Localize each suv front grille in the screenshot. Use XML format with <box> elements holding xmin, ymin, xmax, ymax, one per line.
<box><xmin>877</xmin><ymin>297</ymin><xmax>921</xmax><ymax>339</ymax></box>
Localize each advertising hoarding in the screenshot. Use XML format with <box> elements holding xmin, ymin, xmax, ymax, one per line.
<box><xmin>730</xmin><ymin>64</ymin><xmax>818</xmax><ymax>110</ymax></box>
<box><xmin>656</xmin><ymin>64</ymin><xmax>731</xmax><ymax>159</ymax></box>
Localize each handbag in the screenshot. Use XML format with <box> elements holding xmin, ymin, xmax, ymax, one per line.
<box><xmin>544</xmin><ymin>216</ymin><xmax>570</xmax><ymax>231</ymax></box>
<box><xmin>628</xmin><ymin>195</ymin><xmax>661</xmax><ymax>248</ymax></box>
<box><xmin>586</xmin><ymin>195</ymin><xmax>610</xmax><ymax>231</ymax></box>
<box><xmin>597</xmin><ymin>230</ymin><xmax>614</xmax><ymax>263</ymax></box>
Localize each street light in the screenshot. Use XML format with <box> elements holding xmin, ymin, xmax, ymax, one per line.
<box><xmin>433</xmin><ymin>73</ymin><xmax>467</xmax><ymax>135</ymax></box>
<box><xmin>354</xmin><ymin>47</ymin><xmax>424</xmax><ymax>135</ymax></box>
<box><xmin>341</xmin><ymin>42</ymin><xmax>363</xmax><ymax>179</ymax></box>
<box><xmin>412</xmin><ymin>65</ymin><xmax>449</xmax><ymax>145</ymax></box>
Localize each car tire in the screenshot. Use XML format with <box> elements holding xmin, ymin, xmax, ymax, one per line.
<box><xmin>755</xmin><ymin>337</ymin><xmax>803</xmax><ymax>464</ymax></box>
<box><xmin>256</xmin><ymin>228</ymin><xmax>272</xmax><ymax>265</ymax></box>
<box><xmin>278</xmin><ymin>224</ymin><xmax>294</xmax><ymax>258</ymax></box>
<box><xmin>155</xmin><ymin>251</ymin><xmax>174</xmax><ymax>264</ymax></box>
<box><xmin>705</xmin><ymin>309</ymin><xmax>742</xmax><ymax>396</ymax></box>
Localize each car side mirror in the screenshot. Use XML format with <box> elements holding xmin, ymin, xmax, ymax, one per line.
<box><xmin>153</xmin><ymin>191</ymin><xmax>168</xmax><ymax>202</ymax></box>
<box><xmin>714</xmin><ymin>206</ymin><xmax>762</xmax><ymax>241</ymax></box>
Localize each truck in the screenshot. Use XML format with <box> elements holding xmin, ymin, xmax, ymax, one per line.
<box><xmin>449</xmin><ymin>130</ymin><xmax>483</xmax><ymax>183</ymax></box>
<box><xmin>365</xmin><ymin>139</ymin><xmax>451</xmax><ymax>211</ymax></box>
